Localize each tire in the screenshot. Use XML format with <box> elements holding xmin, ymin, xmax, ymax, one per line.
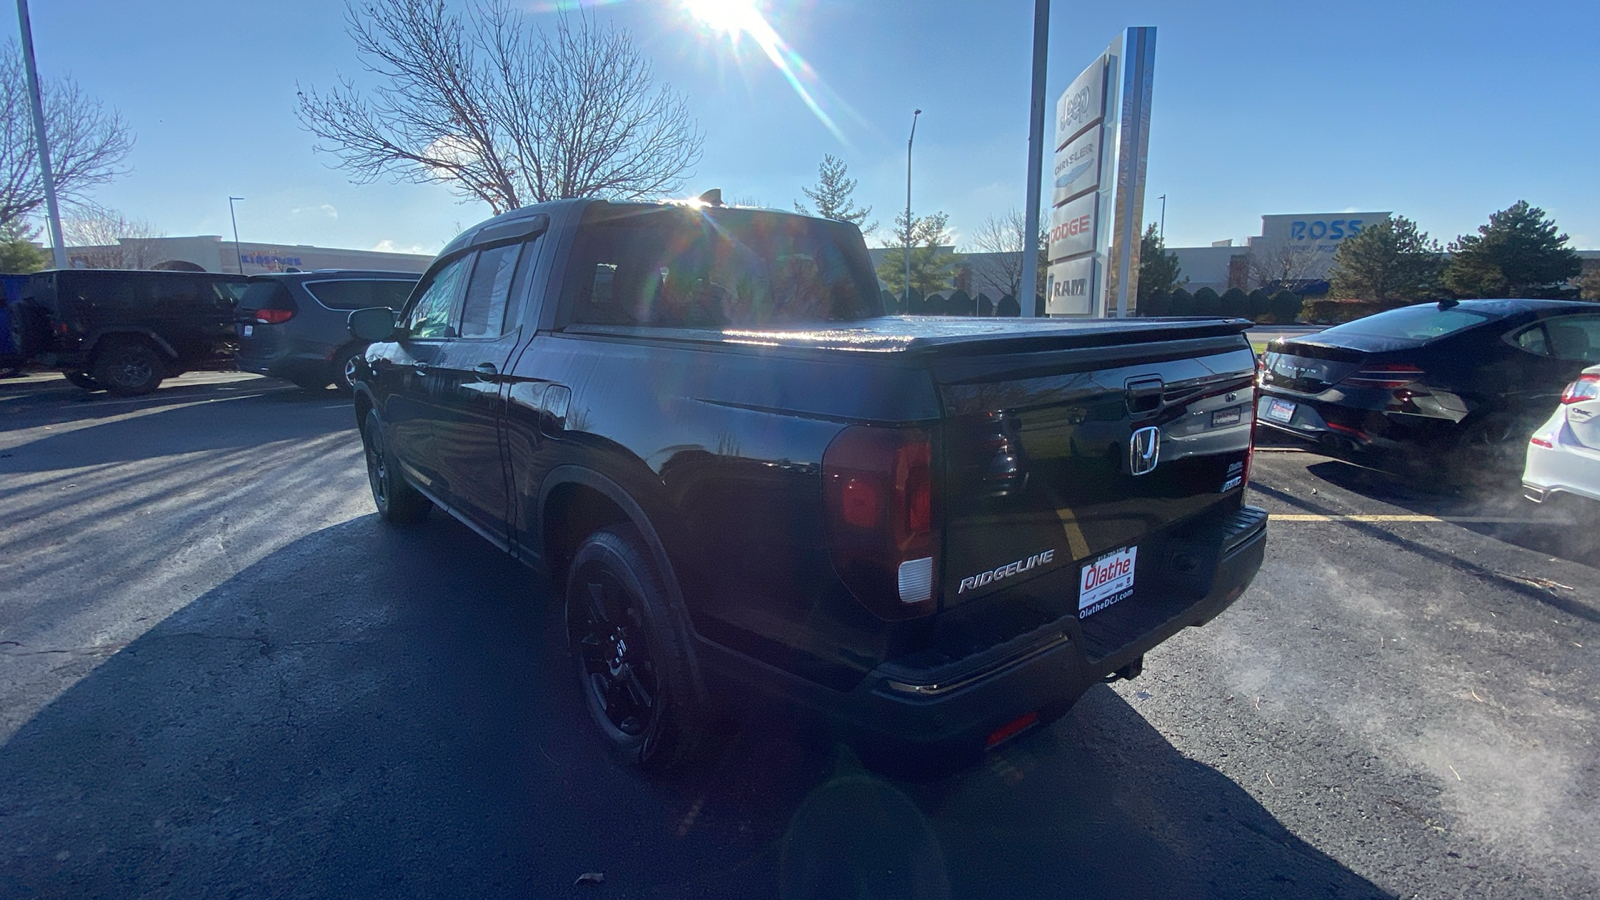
<box><xmin>290</xmin><ymin>375</ymin><xmax>332</xmax><ymax>392</ymax></box>
<box><xmin>63</xmin><ymin>371</ymin><xmax>103</xmax><ymax>391</ymax></box>
<box><xmin>333</xmin><ymin>345</ymin><xmax>368</xmax><ymax>396</ymax></box>
<box><xmin>91</xmin><ymin>340</ymin><xmax>166</xmax><ymax>396</ymax></box>
<box><xmin>362</xmin><ymin>410</ymin><xmax>431</xmax><ymax>524</ymax></box>
<box><xmin>566</xmin><ymin>524</ymin><xmax>707</xmax><ymax>772</ymax></box>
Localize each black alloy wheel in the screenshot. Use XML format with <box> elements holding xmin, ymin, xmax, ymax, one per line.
<box><xmin>572</xmin><ymin>566</ymin><xmax>661</xmax><ymax>740</ymax></box>
<box><xmin>565</xmin><ymin>525</ymin><xmax>705</xmax><ymax>771</ymax></box>
<box><xmin>362</xmin><ymin>410</ymin><xmax>430</xmax><ymax>524</ymax></box>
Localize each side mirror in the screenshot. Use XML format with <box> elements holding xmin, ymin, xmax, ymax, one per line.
<box><xmin>348</xmin><ymin>306</ymin><xmax>398</xmax><ymax>342</ymax></box>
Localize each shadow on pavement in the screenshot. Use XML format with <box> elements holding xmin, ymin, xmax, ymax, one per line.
<box><xmin>1302</xmin><ymin>459</ymin><xmax>1599</xmax><ymax>569</ymax></box>
<box><xmin>0</xmin><ymin>382</ymin><xmax>353</xmax><ymax>472</ymax></box>
<box><xmin>0</xmin><ymin>514</ymin><xmax>1389</xmax><ymax>899</ymax></box>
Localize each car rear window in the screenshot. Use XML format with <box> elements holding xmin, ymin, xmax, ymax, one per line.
<box><xmin>236</xmin><ymin>281</ymin><xmax>294</xmax><ymax>312</ymax></box>
<box><xmin>1317</xmin><ymin>303</ymin><xmax>1495</xmax><ymax>342</ymax></box>
<box><xmin>567</xmin><ymin>207</ymin><xmax>882</xmax><ymax>329</ymax></box>
<box><xmin>303</xmin><ymin>279</ymin><xmax>418</xmax><ymax>311</ymax></box>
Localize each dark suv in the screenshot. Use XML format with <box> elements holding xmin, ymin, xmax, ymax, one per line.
<box><xmin>235</xmin><ymin>270</ymin><xmax>419</xmax><ymax>392</ymax></box>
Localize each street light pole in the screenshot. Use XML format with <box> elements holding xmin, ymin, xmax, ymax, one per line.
<box><xmin>1020</xmin><ymin>0</ymin><xmax>1050</xmax><ymax>317</ymax></box>
<box><xmin>15</xmin><ymin>0</ymin><xmax>66</xmax><ymax>269</ymax></box>
<box><xmin>1158</xmin><ymin>194</ymin><xmax>1167</xmax><ymax>240</ymax></box>
<box><xmin>227</xmin><ymin>196</ymin><xmax>244</xmax><ymax>274</ymax></box>
<box><xmin>905</xmin><ymin>108</ymin><xmax>920</xmax><ymax>312</ymax></box>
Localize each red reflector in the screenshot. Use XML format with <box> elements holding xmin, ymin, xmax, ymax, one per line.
<box><xmin>1530</xmin><ymin>436</ymin><xmax>1554</xmax><ymax>448</ymax></box>
<box><xmin>986</xmin><ymin>711</ymin><xmax>1040</xmax><ymax>748</ymax></box>
<box><xmin>840</xmin><ymin>477</ymin><xmax>882</xmax><ymax>528</ymax></box>
<box><xmin>254</xmin><ymin>308</ymin><xmax>294</xmax><ymax>324</ymax></box>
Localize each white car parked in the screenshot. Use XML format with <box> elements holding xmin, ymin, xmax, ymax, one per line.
<box><xmin>1524</xmin><ymin>364</ymin><xmax>1600</xmax><ymax>515</ymax></box>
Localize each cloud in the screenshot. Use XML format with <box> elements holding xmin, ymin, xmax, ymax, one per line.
<box><xmin>370</xmin><ymin>239</ymin><xmax>431</xmax><ymax>255</ymax></box>
<box><xmin>290</xmin><ymin>203</ymin><xmax>339</xmax><ymax>219</ymax></box>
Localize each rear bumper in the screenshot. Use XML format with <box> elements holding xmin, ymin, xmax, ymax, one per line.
<box><xmin>700</xmin><ymin>505</ymin><xmax>1267</xmax><ymax>754</ymax></box>
<box><xmin>1523</xmin><ymin>438</ymin><xmax>1600</xmax><ymax>504</ymax></box>
<box><xmin>1256</xmin><ymin>391</ymin><xmax>1458</xmax><ymax>458</ymax></box>
<box><xmin>236</xmin><ymin>345</ymin><xmax>335</xmax><ymax>381</ymax></box>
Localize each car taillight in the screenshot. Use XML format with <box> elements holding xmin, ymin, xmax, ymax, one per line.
<box><xmin>1340</xmin><ymin>364</ymin><xmax>1425</xmax><ymax>390</ymax></box>
<box><xmin>1561</xmin><ymin>374</ymin><xmax>1600</xmax><ymax>404</ymax></box>
<box><xmin>822</xmin><ymin>425</ymin><xmax>937</xmax><ymax>620</ymax></box>
<box><xmin>1529</xmin><ymin>436</ymin><xmax>1554</xmax><ymax>448</ymax></box>
<box><xmin>253</xmin><ymin>308</ymin><xmax>295</xmax><ymax>324</ymax></box>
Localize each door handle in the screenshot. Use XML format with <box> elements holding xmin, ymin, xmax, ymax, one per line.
<box><xmin>413</xmin><ymin>361</ymin><xmax>428</xmax><ymax>375</ymax></box>
<box><xmin>474</xmin><ymin>362</ymin><xmax>498</xmax><ymax>380</ymax></box>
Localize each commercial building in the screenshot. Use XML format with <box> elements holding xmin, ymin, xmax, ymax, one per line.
<box><xmin>1169</xmin><ymin>212</ymin><xmax>1392</xmax><ymax>296</ymax></box>
<box><xmin>65</xmin><ymin>235</ymin><xmax>434</xmax><ymax>275</ymax></box>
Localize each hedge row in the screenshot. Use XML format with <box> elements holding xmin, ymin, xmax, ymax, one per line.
<box><xmin>1141</xmin><ymin>286</ymin><xmax>1302</xmax><ymax>324</ymax></box>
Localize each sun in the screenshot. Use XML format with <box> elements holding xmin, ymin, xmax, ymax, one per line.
<box><xmin>681</xmin><ymin>0</ymin><xmax>759</xmax><ymax>36</ymax></box>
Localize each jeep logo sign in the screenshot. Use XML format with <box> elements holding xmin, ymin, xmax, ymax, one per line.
<box><xmin>1054</xmin><ymin>55</ymin><xmax>1106</xmax><ymax>149</ymax></box>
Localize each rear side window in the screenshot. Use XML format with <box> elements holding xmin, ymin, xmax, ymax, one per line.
<box><xmin>237</xmin><ymin>281</ymin><xmax>295</xmax><ymax>313</ymax></box>
<box><xmin>1318</xmin><ymin>303</ymin><xmax>1493</xmax><ymax>342</ymax></box>
<box><xmin>459</xmin><ymin>244</ymin><xmax>522</xmax><ymax>338</ymax></box>
<box><xmin>303</xmin><ymin>279</ymin><xmax>418</xmax><ymax>311</ymax></box>
<box><xmin>402</xmin><ymin>256</ymin><xmax>472</xmax><ymax>339</ymax></box>
<box><xmin>1543</xmin><ymin>316</ymin><xmax>1600</xmax><ymax>362</ymax></box>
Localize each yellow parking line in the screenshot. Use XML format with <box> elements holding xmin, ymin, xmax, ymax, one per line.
<box><xmin>1273</xmin><ymin>514</ymin><xmax>1550</xmax><ymax>524</ymax></box>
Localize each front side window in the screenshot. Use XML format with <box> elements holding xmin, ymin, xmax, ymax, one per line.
<box><xmin>402</xmin><ymin>256</ymin><xmax>472</xmax><ymax>339</ymax></box>
<box><xmin>459</xmin><ymin>243</ymin><xmax>523</xmax><ymax>338</ymax></box>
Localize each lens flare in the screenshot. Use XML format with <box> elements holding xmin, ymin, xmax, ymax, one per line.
<box><xmin>681</xmin><ymin>0</ymin><xmax>848</xmax><ymax>142</ymax></box>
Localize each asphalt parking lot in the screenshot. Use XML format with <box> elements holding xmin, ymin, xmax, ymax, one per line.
<box><xmin>1</xmin><ymin>372</ymin><xmax>1597</xmax><ymax>899</ymax></box>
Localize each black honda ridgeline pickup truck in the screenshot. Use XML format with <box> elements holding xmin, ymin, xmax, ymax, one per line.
<box><xmin>347</xmin><ymin>199</ymin><xmax>1268</xmax><ymax>772</ymax></box>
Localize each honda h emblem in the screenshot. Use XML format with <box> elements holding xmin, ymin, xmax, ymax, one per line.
<box><xmin>1129</xmin><ymin>426</ymin><xmax>1161</xmax><ymax>476</ymax></box>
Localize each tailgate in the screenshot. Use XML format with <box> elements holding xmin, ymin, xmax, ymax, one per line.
<box><xmin>931</xmin><ymin>331</ymin><xmax>1256</xmax><ymax>611</ymax></box>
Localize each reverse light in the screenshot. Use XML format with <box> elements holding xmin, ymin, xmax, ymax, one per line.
<box><xmin>1561</xmin><ymin>374</ymin><xmax>1600</xmax><ymax>404</ymax></box>
<box><xmin>253</xmin><ymin>308</ymin><xmax>295</xmax><ymax>324</ymax></box>
<box><xmin>822</xmin><ymin>426</ymin><xmax>937</xmax><ymax>620</ymax></box>
<box><xmin>1340</xmin><ymin>364</ymin><xmax>1425</xmax><ymax>390</ymax></box>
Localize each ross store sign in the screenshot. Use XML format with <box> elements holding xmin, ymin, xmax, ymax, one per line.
<box><xmin>1054</xmin><ymin>57</ymin><xmax>1106</xmax><ymax>150</ymax></box>
<box><xmin>1049</xmin><ymin>193</ymin><xmax>1098</xmax><ymax>261</ymax></box>
<box><xmin>1053</xmin><ymin>127</ymin><xmax>1101</xmax><ymax>205</ymax></box>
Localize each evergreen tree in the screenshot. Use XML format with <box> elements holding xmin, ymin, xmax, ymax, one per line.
<box><xmin>1246</xmin><ymin>288</ymin><xmax>1271</xmax><ymax>321</ymax></box>
<box><xmin>1328</xmin><ymin>216</ymin><xmax>1444</xmax><ymax>302</ymax></box>
<box><xmin>0</xmin><ymin>220</ymin><xmax>49</xmax><ymax>273</ymax></box>
<box><xmin>795</xmin><ymin>154</ymin><xmax>876</xmax><ymax>233</ymax></box>
<box><xmin>1219</xmin><ymin>287</ymin><xmax>1249</xmax><ymax>318</ymax></box>
<box><xmin>1191</xmin><ymin>286</ymin><xmax>1221</xmax><ymax>317</ymax></box>
<box><xmin>877</xmin><ymin>210</ymin><xmax>956</xmax><ymax>299</ymax></box>
<box><xmin>1168</xmin><ymin>286</ymin><xmax>1193</xmax><ymax>316</ymax></box>
<box><xmin>1137</xmin><ymin>222</ymin><xmax>1181</xmax><ymax>308</ymax></box>
<box><xmin>1445</xmin><ymin>201</ymin><xmax>1581</xmax><ymax>298</ymax></box>
<box><xmin>1269</xmin><ymin>290</ymin><xmax>1302</xmax><ymax>324</ymax></box>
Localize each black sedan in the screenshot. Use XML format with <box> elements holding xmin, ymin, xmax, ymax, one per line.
<box><xmin>1257</xmin><ymin>299</ymin><xmax>1600</xmax><ymax>472</ymax></box>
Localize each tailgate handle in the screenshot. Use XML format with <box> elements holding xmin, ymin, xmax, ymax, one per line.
<box><xmin>1125</xmin><ymin>376</ymin><xmax>1164</xmax><ymax>417</ymax></box>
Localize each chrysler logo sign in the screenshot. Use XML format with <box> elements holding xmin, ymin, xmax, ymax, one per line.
<box><xmin>1129</xmin><ymin>426</ymin><xmax>1161</xmax><ymax>476</ymax></box>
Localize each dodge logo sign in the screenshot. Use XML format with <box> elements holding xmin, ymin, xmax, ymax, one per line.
<box><xmin>1129</xmin><ymin>426</ymin><xmax>1161</xmax><ymax>476</ymax></box>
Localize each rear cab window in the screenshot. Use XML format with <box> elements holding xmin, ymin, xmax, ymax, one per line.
<box><xmin>564</xmin><ymin>206</ymin><xmax>882</xmax><ymax>329</ymax></box>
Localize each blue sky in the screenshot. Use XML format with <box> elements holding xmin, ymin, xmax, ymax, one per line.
<box><xmin>10</xmin><ymin>0</ymin><xmax>1599</xmax><ymax>255</ymax></box>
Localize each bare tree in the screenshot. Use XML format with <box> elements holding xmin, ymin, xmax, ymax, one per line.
<box><xmin>0</xmin><ymin>43</ymin><xmax>135</xmax><ymax>229</ymax></box>
<box><xmin>62</xmin><ymin>205</ymin><xmax>165</xmax><ymax>269</ymax></box>
<box><xmin>966</xmin><ymin>209</ymin><xmax>1046</xmax><ymax>299</ymax></box>
<box><xmin>1246</xmin><ymin>240</ymin><xmax>1326</xmax><ymax>291</ymax></box>
<box><xmin>297</xmin><ymin>1</ymin><xmax>703</xmax><ymax>213</ymax></box>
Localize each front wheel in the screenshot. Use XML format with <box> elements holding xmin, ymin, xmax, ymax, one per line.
<box><xmin>362</xmin><ymin>410</ymin><xmax>431</xmax><ymax>524</ymax></box>
<box><xmin>566</xmin><ymin>524</ymin><xmax>707</xmax><ymax>772</ymax></box>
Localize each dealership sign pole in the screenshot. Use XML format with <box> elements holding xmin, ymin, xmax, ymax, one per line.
<box><xmin>1019</xmin><ymin>0</ymin><xmax>1050</xmax><ymax>317</ymax></box>
<box><xmin>15</xmin><ymin>0</ymin><xmax>66</xmax><ymax>269</ymax></box>
<box><xmin>1045</xmin><ymin>27</ymin><xmax>1155</xmax><ymax>317</ymax></box>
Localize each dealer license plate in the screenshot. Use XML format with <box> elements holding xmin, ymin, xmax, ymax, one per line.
<box><xmin>1079</xmin><ymin>546</ymin><xmax>1136</xmax><ymax>618</ymax></box>
<box><xmin>1264</xmin><ymin>398</ymin><xmax>1297</xmax><ymax>424</ymax></box>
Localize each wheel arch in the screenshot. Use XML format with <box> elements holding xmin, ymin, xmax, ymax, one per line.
<box><xmin>84</xmin><ymin>327</ymin><xmax>178</xmax><ymax>361</ymax></box>
<box><xmin>538</xmin><ymin>464</ymin><xmax>706</xmax><ymax>703</ymax></box>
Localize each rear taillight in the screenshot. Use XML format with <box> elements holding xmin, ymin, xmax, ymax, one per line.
<box><xmin>822</xmin><ymin>425</ymin><xmax>937</xmax><ymax>620</ymax></box>
<box><xmin>253</xmin><ymin>308</ymin><xmax>295</xmax><ymax>324</ymax></box>
<box><xmin>1340</xmin><ymin>364</ymin><xmax>1425</xmax><ymax>390</ymax></box>
<box><xmin>1529</xmin><ymin>436</ymin><xmax>1554</xmax><ymax>448</ymax></box>
<box><xmin>1561</xmin><ymin>374</ymin><xmax>1600</xmax><ymax>404</ymax></box>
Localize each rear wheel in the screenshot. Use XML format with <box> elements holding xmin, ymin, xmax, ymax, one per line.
<box><xmin>64</xmin><ymin>371</ymin><xmax>103</xmax><ymax>391</ymax></box>
<box><xmin>566</xmin><ymin>524</ymin><xmax>706</xmax><ymax>772</ymax></box>
<box><xmin>91</xmin><ymin>339</ymin><xmax>165</xmax><ymax>396</ymax></box>
<box><xmin>362</xmin><ymin>410</ymin><xmax>430</xmax><ymax>524</ymax></box>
